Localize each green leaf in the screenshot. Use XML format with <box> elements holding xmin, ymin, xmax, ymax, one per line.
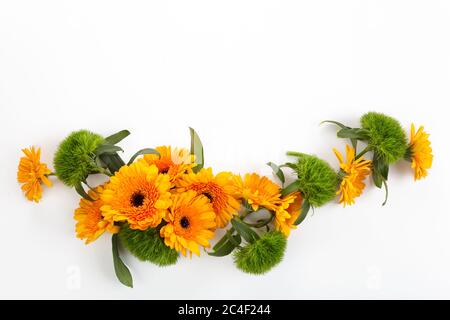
<box><xmin>372</xmin><ymin>153</ymin><xmax>389</xmax><ymax>189</ymax></box>
<box><xmin>127</xmin><ymin>148</ymin><xmax>160</xmax><ymax>165</ymax></box>
<box><xmin>112</xmin><ymin>234</ymin><xmax>133</xmax><ymax>288</ymax></box>
<box><xmin>380</xmin><ymin>161</ymin><xmax>389</xmax><ymax>181</ymax></box>
<box><xmin>322</xmin><ymin>120</ymin><xmax>358</xmax><ymax>149</ymax></box>
<box><xmin>95</xmin><ymin>144</ymin><xmax>123</xmax><ymax>156</ymax></box>
<box><xmin>281</xmin><ymin>163</ymin><xmax>297</xmax><ymax>171</ymax></box>
<box><xmin>189</xmin><ymin>127</ymin><xmax>204</xmax><ymax>173</ymax></box>
<box><xmin>99</xmin><ymin>153</ymin><xmax>126</xmax><ymax>174</ymax></box>
<box><xmin>337</xmin><ymin>128</ymin><xmax>369</xmax><ymax>140</ymax></box>
<box><xmin>294</xmin><ymin>199</ymin><xmax>310</xmax><ymax>226</ymax></box>
<box><xmin>281</xmin><ymin>180</ymin><xmax>301</xmax><ymax>197</ymax></box>
<box><xmin>321</xmin><ymin>120</ymin><xmax>349</xmax><ymax>129</ymax></box>
<box><xmin>372</xmin><ymin>170</ymin><xmax>383</xmax><ymax>188</ymax></box>
<box><xmin>213</xmin><ymin>231</ymin><xmax>232</xmax><ymax>251</ymax></box>
<box><xmin>208</xmin><ymin>232</ymin><xmax>241</xmax><ymax>257</ymax></box>
<box><xmin>231</xmin><ymin>218</ymin><xmax>260</xmax><ymax>244</ymax></box>
<box><xmin>267</xmin><ymin>162</ymin><xmax>285</xmax><ymax>184</ymax></box>
<box><xmin>105</xmin><ymin>130</ymin><xmax>130</xmax><ymax>145</ymax></box>
<box><xmin>74</xmin><ymin>182</ymin><xmax>94</xmax><ymax>201</ymax></box>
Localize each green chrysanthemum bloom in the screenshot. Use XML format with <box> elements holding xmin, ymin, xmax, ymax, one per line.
<box><xmin>119</xmin><ymin>224</ymin><xmax>179</xmax><ymax>267</ymax></box>
<box><xmin>233</xmin><ymin>231</ymin><xmax>287</xmax><ymax>275</ymax></box>
<box><xmin>53</xmin><ymin>130</ymin><xmax>104</xmax><ymax>187</ymax></box>
<box><xmin>360</xmin><ymin>112</ymin><xmax>408</xmax><ymax>164</ymax></box>
<box><xmin>288</xmin><ymin>153</ymin><xmax>338</xmax><ymax>207</ymax></box>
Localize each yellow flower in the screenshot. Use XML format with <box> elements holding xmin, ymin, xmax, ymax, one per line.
<box><xmin>274</xmin><ymin>192</ymin><xmax>302</xmax><ymax>237</ymax></box>
<box><xmin>160</xmin><ymin>190</ymin><xmax>216</xmax><ymax>257</ymax></box>
<box><xmin>74</xmin><ymin>185</ymin><xmax>119</xmax><ymax>244</ymax></box>
<box><xmin>234</xmin><ymin>173</ymin><xmax>285</xmax><ymax>212</ymax></box>
<box><xmin>17</xmin><ymin>146</ymin><xmax>53</xmax><ymax>202</ymax></box>
<box><xmin>101</xmin><ymin>161</ymin><xmax>172</xmax><ymax>231</ymax></box>
<box><xmin>177</xmin><ymin>168</ymin><xmax>241</xmax><ymax>228</ymax></box>
<box><xmin>333</xmin><ymin>145</ymin><xmax>372</xmax><ymax>207</ymax></box>
<box><xmin>143</xmin><ymin>146</ymin><xmax>195</xmax><ymax>182</ymax></box>
<box><xmin>408</xmin><ymin>124</ymin><xmax>433</xmax><ymax>180</ymax></box>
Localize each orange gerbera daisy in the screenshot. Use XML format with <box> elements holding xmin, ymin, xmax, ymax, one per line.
<box><xmin>160</xmin><ymin>190</ymin><xmax>216</xmax><ymax>257</ymax></box>
<box><xmin>74</xmin><ymin>185</ymin><xmax>119</xmax><ymax>244</ymax></box>
<box><xmin>408</xmin><ymin>124</ymin><xmax>433</xmax><ymax>180</ymax></box>
<box><xmin>17</xmin><ymin>146</ymin><xmax>53</xmax><ymax>202</ymax></box>
<box><xmin>334</xmin><ymin>145</ymin><xmax>372</xmax><ymax>206</ymax></box>
<box><xmin>143</xmin><ymin>146</ymin><xmax>195</xmax><ymax>182</ymax></box>
<box><xmin>101</xmin><ymin>161</ymin><xmax>172</xmax><ymax>231</ymax></box>
<box><xmin>274</xmin><ymin>192</ymin><xmax>303</xmax><ymax>237</ymax></box>
<box><xmin>177</xmin><ymin>168</ymin><xmax>241</xmax><ymax>228</ymax></box>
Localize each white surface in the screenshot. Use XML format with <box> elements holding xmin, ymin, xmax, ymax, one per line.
<box><xmin>0</xmin><ymin>1</ymin><xmax>449</xmax><ymax>300</ymax></box>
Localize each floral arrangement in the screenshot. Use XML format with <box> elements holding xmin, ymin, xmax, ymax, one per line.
<box><xmin>17</xmin><ymin>112</ymin><xmax>433</xmax><ymax>287</ymax></box>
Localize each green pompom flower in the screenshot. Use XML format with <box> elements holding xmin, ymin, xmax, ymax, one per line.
<box><xmin>233</xmin><ymin>231</ymin><xmax>287</xmax><ymax>275</ymax></box>
<box><xmin>53</xmin><ymin>130</ymin><xmax>104</xmax><ymax>187</ymax></box>
<box><xmin>287</xmin><ymin>153</ymin><xmax>338</xmax><ymax>207</ymax></box>
<box><xmin>360</xmin><ymin>112</ymin><xmax>408</xmax><ymax>164</ymax></box>
<box><xmin>119</xmin><ymin>224</ymin><xmax>179</xmax><ymax>267</ymax></box>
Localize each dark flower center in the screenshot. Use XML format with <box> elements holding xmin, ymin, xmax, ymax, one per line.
<box><xmin>202</xmin><ymin>192</ymin><xmax>214</xmax><ymax>202</ymax></box>
<box><xmin>180</xmin><ymin>216</ymin><xmax>190</xmax><ymax>229</ymax></box>
<box><xmin>159</xmin><ymin>166</ymin><xmax>170</xmax><ymax>174</ymax></box>
<box><xmin>131</xmin><ymin>192</ymin><xmax>145</xmax><ymax>207</ymax></box>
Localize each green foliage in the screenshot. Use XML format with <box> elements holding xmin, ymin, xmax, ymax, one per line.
<box><xmin>360</xmin><ymin>112</ymin><xmax>408</xmax><ymax>164</ymax></box>
<box><xmin>118</xmin><ymin>224</ymin><xmax>179</xmax><ymax>267</ymax></box>
<box><xmin>288</xmin><ymin>153</ymin><xmax>338</xmax><ymax>207</ymax></box>
<box><xmin>112</xmin><ymin>234</ymin><xmax>133</xmax><ymax>288</ymax></box>
<box><xmin>53</xmin><ymin>130</ymin><xmax>104</xmax><ymax>186</ymax></box>
<box><xmin>233</xmin><ymin>231</ymin><xmax>287</xmax><ymax>275</ymax></box>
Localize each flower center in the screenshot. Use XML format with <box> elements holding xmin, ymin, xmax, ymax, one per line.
<box><xmin>180</xmin><ymin>216</ymin><xmax>190</xmax><ymax>229</ymax></box>
<box><xmin>130</xmin><ymin>192</ymin><xmax>145</xmax><ymax>207</ymax></box>
<box><xmin>160</xmin><ymin>167</ymin><xmax>169</xmax><ymax>174</ymax></box>
<box><xmin>202</xmin><ymin>192</ymin><xmax>214</xmax><ymax>202</ymax></box>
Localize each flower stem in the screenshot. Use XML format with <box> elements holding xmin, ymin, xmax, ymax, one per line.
<box><xmin>355</xmin><ymin>146</ymin><xmax>371</xmax><ymax>160</ymax></box>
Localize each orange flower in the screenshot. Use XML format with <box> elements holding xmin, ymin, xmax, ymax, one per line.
<box><xmin>408</xmin><ymin>124</ymin><xmax>433</xmax><ymax>180</ymax></box>
<box><xmin>143</xmin><ymin>146</ymin><xmax>195</xmax><ymax>182</ymax></box>
<box><xmin>160</xmin><ymin>191</ymin><xmax>216</xmax><ymax>257</ymax></box>
<box><xmin>334</xmin><ymin>145</ymin><xmax>372</xmax><ymax>206</ymax></box>
<box><xmin>17</xmin><ymin>146</ymin><xmax>53</xmax><ymax>202</ymax></box>
<box><xmin>101</xmin><ymin>161</ymin><xmax>172</xmax><ymax>231</ymax></box>
<box><xmin>177</xmin><ymin>168</ymin><xmax>241</xmax><ymax>228</ymax></box>
<box><xmin>74</xmin><ymin>185</ymin><xmax>119</xmax><ymax>244</ymax></box>
<box><xmin>234</xmin><ymin>173</ymin><xmax>286</xmax><ymax>212</ymax></box>
<box><xmin>274</xmin><ymin>192</ymin><xmax>303</xmax><ymax>237</ymax></box>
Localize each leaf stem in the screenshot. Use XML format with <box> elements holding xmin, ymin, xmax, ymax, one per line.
<box><xmin>382</xmin><ymin>180</ymin><xmax>389</xmax><ymax>206</ymax></box>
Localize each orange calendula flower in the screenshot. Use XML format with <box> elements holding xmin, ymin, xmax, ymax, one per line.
<box><xmin>177</xmin><ymin>168</ymin><xmax>241</xmax><ymax>228</ymax></box>
<box><xmin>17</xmin><ymin>146</ymin><xmax>53</xmax><ymax>202</ymax></box>
<box><xmin>101</xmin><ymin>161</ymin><xmax>172</xmax><ymax>231</ymax></box>
<box><xmin>143</xmin><ymin>146</ymin><xmax>195</xmax><ymax>182</ymax></box>
<box><xmin>333</xmin><ymin>145</ymin><xmax>372</xmax><ymax>207</ymax></box>
<box><xmin>274</xmin><ymin>192</ymin><xmax>303</xmax><ymax>237</ymax></box>
<box><xmin>74</xmin><ymin>185</ymin><xmax>119</xmax><ymax>244</ymax></box>
<box><xmin>408</xmin><ymin>124</ymin><xmax>433</xmax><ymax>181</ymax></box>
<box><xmin>160</xmin><ymin>190</ymin><xmax>216</xmax><ymax>257</ymax></box>
<box><xmin>234</xmin><ymin>173</ymin><xmax>288</xmax><ymax>212</ymax></box>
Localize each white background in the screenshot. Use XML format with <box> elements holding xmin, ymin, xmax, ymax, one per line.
<box><xmin>0</xmin><ymin>1</ymin><xmax>449</xmax><ymax>299</ymax></box>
